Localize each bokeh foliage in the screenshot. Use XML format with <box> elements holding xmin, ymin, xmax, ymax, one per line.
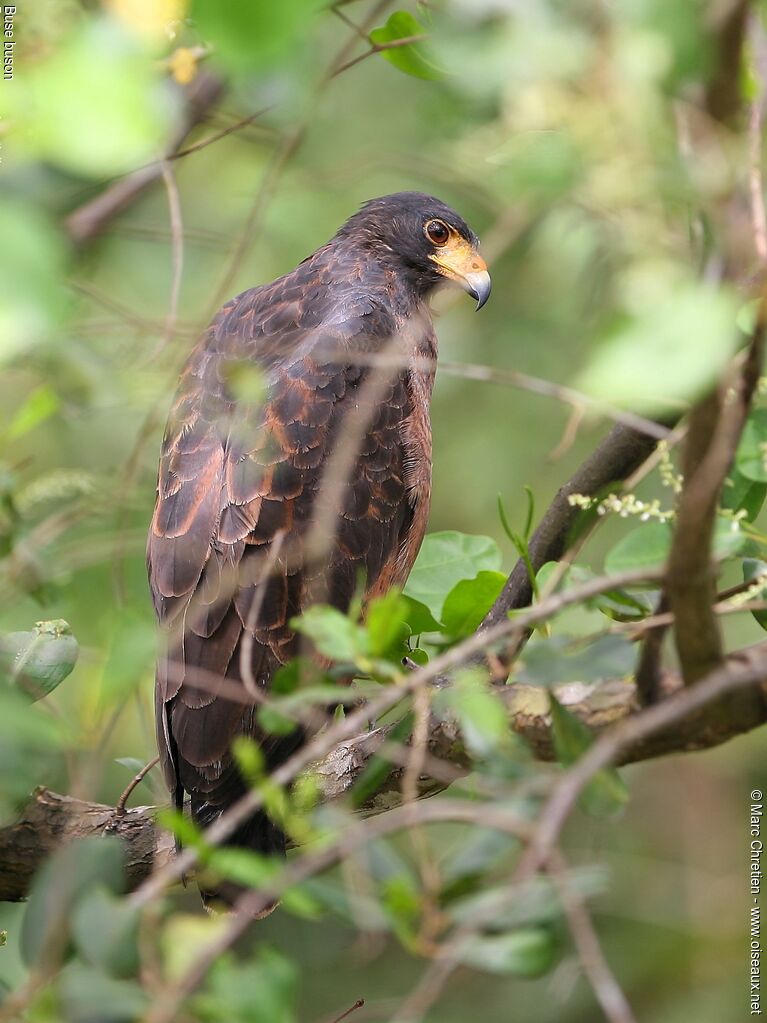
<box><xmin>1</xmin><ymin>1</ymin><xmax>766</xmax><ymax>1021</ymax></box>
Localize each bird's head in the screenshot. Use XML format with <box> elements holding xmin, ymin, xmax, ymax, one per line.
<box><xmin>339</xmin><ymin>191</ymin><xmax>492</xmax><ymax>310</ymax></box>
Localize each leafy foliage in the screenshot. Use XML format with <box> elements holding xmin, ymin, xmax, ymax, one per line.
<box><xmin>0</xmin><ymin>0</ymin><xmax>763</xmax><ymax>1020</ymax></box>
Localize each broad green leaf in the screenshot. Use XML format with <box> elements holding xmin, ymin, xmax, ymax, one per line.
<box><xmin>737</xmin><ymin>409</ymin><xmax>767</xmax><ymax>483</ymax></box>
<box><xmin>192</xmin><ymin>0</ymin><xmax>320</xmax><ymax>72</ymax></box>
<box><xmin>442</xmin><ymin>570</ymin><xmax>506</xmax><ymax>639</ymax></box>
<box><xmin>57</xmin><ymin>963</ymin><xmax>148</xmax><ymax>1022</ymax></box>
<box><xmin>163</xmin><ymin>914</ymin><xmax>232</xmax><ymax>982</ymax></box>
<box><xmin>6</xmin><ymin>20</ymin><xmax>180</xmax><ymax>176</ymax></box>
<box><xmin>743</xmin><ymin>559</ymin><xmax>767</xmax><ymax>631</ymax></box>
<box><xmin>605</xmin><ymin>522</ymin><xmax>672</xmax><ymax>573</ymax></box>
<box><xmin>722</xmin><ymin>466</ymin><xmax>767</xmax><ymax>521</ymax></box>
<box><xmin>594</xmin><ymin>586</ymin><xmax>655</xmax><ymax>621</ymax></box>
<box><xmin>21</xmin><ymin>837</ymin><xmax>125</xmax><ymax>968</ymax></box>
<box><xmin>370</xmin><ymin>11</ymin><xmax>443</xmax><ymax>80</ymax></box>
<box><xmin>366</xmin><ymin>589</ymin><xmax>409</xmax><ymax>658</ymax></box>
<box><xmin>72</xmin><ymin>888</ymin><xmax>140</xmax><ymax>979</ymax></box>
<box><xmin>460</xmin><ymin>927</ymin><xmax>556</xmax><ymax>976</ymax></box>
<box><xmin>712</xmin><ymin>516</ymin><xmax>749</xmax><ymax>560</ymax></box>
<box><xmin>405</xmin><ymin>531</ymin><xmax>502</xmax><ymax>621</ymax></box>
<box><xmin>207</xmin><ymin>848</ymin><xmax>276</xmax><ymax>890</ymax></box>
<box><xmin>441</xmin><ymin>828</ymin><xmax>519</xmax><ymax>887</ymax></box>
<box><xmin>0</xmin><ymin>619</ymin><xmax>79</xmax><ymax>700</ymax></box>
<box><xmin>550</xmin><ymin>696</ymin><xmax>628</xmax><ymax>817</ymax></box>
<box><xmin>537</xmin><ymin>560</ymin><xmax>655</xmax><ymax>625</ymax></box>
<box><xmin>194</xmin><ymin>948</ymin><xmax>298</xmax><ymax>1023</ymax></box>
<box><xmin>451</xmin><ymin>869</ymin><xmax>607</xmax><ymax>931</ymax></box>
<box><xmin>517</xmin><ymin>633</ymin><xmax>635</xmax><ymax>686</ymax></box>
<box><xmin>577</xmin><ymin>283</ymin><xmax>739</xmax><ymax>414</ymax></box>
<box><xmin>402</xmin><ymin>595</ymin><xmax>442</xmax><ymax>634</ymax></box>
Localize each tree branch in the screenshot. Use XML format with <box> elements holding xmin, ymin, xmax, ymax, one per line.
<box><xmin>3</xmin><ymin>648</ymin><xmax>766</xmax><ymax>902</ymax></box>
<box><xmin>666</xmin><ymin>317</ymin><xmax>765</xmax><ymax>683</ymax></box>
<box><xmin>480</xmin><ymin>423</ymin><xmax>668</xmax><ymax>628</ymax></box>
<box><xmin>64</xmin><ymin>73</ymin><xmax>225</xmax><ymax>245</ymax></box>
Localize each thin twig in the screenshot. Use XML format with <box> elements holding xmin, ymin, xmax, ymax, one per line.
<box><xmin>141</xmin><ymin>798</ymin><xmax>531</xmax><ymax>1023</ymax></box>
<box><xmin>114</xmin><ymin>756</ymin><xmax>161</xmax><ymax>817</ymax></box>
<box><xmin>547</xmin><ymin>850</ymin><xmax>637</xmax><ymax>1023</ymax></box>
<box><xmin>328</xmin><ymin>999</ymin><xmax>365</xmax><ymax>1023</ymax></box>
<box><xmin>154</xmin><ymin>160</ymin><xmax>184</xmax><ymax>357</ymax></box>
<box><xmin>331</xmin><ymin>34</ymin><xmax>428</xmax><ymax>78</ymax></box>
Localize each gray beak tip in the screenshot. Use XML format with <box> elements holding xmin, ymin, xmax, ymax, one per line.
<box><xmin>466</xmin><ymin>272</ymin><xmax>492</xmax><ymax>311</ymax></box>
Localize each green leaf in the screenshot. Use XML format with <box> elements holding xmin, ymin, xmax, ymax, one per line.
<box><xmin>517</xmin><ymin>633</ymin><xmax>636</xmax><ymax>686</ymax></box>
<box><xmin>6</xmin><ymin>20</ymin><xmax>180</xmax><ymax>177</ymax></box>
<box><xmin>550</xmin><ymin>696</ymin><xmax>629</xmax><ymax>817</ymax></box>
<box><xmin>460</xmin><ymin>927</ymin><xmax>556</xmax><ymax>977</ymax></box>
<box><xmin>604</xmin><ymin>521</ymin><xmax>672</xmax><ymax>574</ymax></box>
<box><xmin>71</xmin><ymin>888</ymin><xmax>140</xmax><ymax>979</ymax></box>
<box><xmin>405</xmin><ymin>531</ymin><xmax>502</xmax><ymax>621</ymax></box>
<box><xmin>291</xmin><ymin>605</ymin><xmax>365</xmax><ymax>663</ymax></box>
<box><xmin>0</xmin><ymin>201</ymin><xmax>67</xmax><ymax>363</ymax></box>
<box><xmin>451</xmin><ymin>870</ymin><xmax>607</xmax><ymax>931</ymax></box>
<box><xmin>442</xmin><ymin>828</ymin><xmax>519</xmax><ymax>887</ymax></box>
<box><xmin>57</xmin><ymin>963</ymin><xmax>148</xmax><ymax>1023</ymax></box>
<box><xmin>437</xmin><ymin>669</ymin><xmax>510</xmax><ymax>759</ymax></box>
<box><xmin>192</xmin><ymin>0</ymin><xmax>320</xmax><ymax>73</ymax></box>
<box><xmin>207</xmin><ymin>848</ymin><xmax>276</xmax><ymax>889</ymax></box>
<box><xmin>194</xmin><ymin>947</ymin><xmax>298</xmax><ymax>1023</ymax></box>
<box><xmin>402</xmin><ymin>595</ymin><xmax>442</xmax><ymax>634</ymax></box>
<box><xmin>370</xmin><ymin>11</ymin><xmax>443</xmax><ymax>80</ymax></box>
<box><xmin>442</xmin><ymin>571</ymin><xmax>506</xmax><ymax>639</ymax></box>
<box><xmin>712</xmin><ymin>515</ymin><xmax>750</xmax><ymax>560</ymax></box>
<box><xmin>743</xmin><ymin>559</ymin><xmax>767</xmax><ymax>631</ymax></box>
<box><xmin>737</xmin><ymin>409</ymin><xmax>767</xmax><ymax>483</ymax></box>
<box><xmin>594</xmin><ymin>586</ymin><xmax>655</xmax><ymax>622</ymax></box>
<box><xmin>577</xmin><ymin>283</ymin><xmax>739</xmax><ymax>415</ymax></box>
<box><xmin>722</xmin><ymin>466</ymin><xmax>767</xmax><ymax>521</ymax></box>
<box><xmin>366</xmin><ymin>589</ymin><xmax>409</xmax><ymax>658</ymax></box>
<box><xmin>163</xmin><ymin>914</ymin><xmax>232</xmax><ymax>982</ymax></box>
<box><xmin>257</xmin><ymin>704</ymin><xmax>298</xmax><ymax>737</ymax></box>
<box><xmin>6</xmin><ymin>385</ymin><xmax>59</xmax><ymax>440</ymax></box>
<box><xmin>271</xmin><ymin>657</ymin><xmax>325</xmax><ymax>694</ymax></box>
<box><xmin>232</xmin><ymin>736</ymin><xmax>266</xmax><ymax>785</ymax></box>
<box><xmin>0</xmin><ymin>619</ymin><xmax>79</xmax><ymax>700</ymax></box>
<box><xmin>21</xmin><ymin>836</ymin><xmax>125</xmax><ymax>968</ymax></box>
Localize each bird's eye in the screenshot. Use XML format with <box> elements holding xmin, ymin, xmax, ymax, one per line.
<box><xmin>425</xmin><ymin>219</ymin><xmax>450</xmax><ymax>246</ymax></box>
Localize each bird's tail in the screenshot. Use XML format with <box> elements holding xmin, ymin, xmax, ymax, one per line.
<box><xmin>190</xmin><ymin>794</ymin><xmax>285</xmax><ymax>915</ymax></box>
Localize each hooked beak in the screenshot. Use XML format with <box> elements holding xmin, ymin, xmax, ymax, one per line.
<box><xmin>429</xmin><ymin>239</ymin><xmax>492</xmax><ymax>311</ymax></box>
<box><xmin>463</xmin><ymin>269</ymin><xmax>492</xmax><ymax>310</ymax></box>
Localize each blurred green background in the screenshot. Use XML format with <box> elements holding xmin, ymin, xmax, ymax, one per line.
<box><xmin>0</xmin><ymin>0</ymin><xmax>763</xmax><ymax>1019</ymax></box>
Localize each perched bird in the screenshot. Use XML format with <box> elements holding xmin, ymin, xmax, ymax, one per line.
<box><xmin>147</xmin><ymin>192</ymin><xmax>490</xmax><ymax>908</ymax></box>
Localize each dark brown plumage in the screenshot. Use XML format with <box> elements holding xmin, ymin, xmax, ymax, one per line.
<box><xmin>147</xmin><ymin>192</ymin><xmax>490</xmax><ymax>908</ymax></box>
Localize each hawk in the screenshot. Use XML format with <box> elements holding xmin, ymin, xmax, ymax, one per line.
<box><xmin>148</xmin><ymin>192</ymin><xmax>491</xmax><ymax>907</ymax></box>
